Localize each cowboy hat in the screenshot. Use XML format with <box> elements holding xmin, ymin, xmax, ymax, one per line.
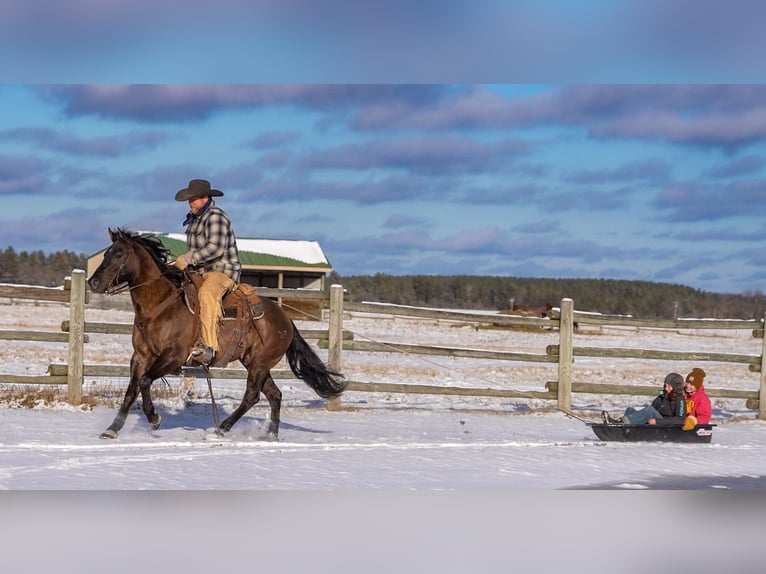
<box><xmin>174</xmin><ymin>179</ymin><xmax>224</xmax><ymax>201</ymax></box>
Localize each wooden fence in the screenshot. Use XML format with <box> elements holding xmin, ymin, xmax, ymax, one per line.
<box><xmin>0</xmin><ymin>270</ymin><xmax>87</xmax><ymax>403</ymax></box>
<box><xmin>1</xmin><ymin>273</ymin><xmax>765</xmax><ymax>419</ymax></box>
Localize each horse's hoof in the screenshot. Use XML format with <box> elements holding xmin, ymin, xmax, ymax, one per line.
<box><xmin>100</xmin><ymin>429</ymin><xmax>118</xmax><ymax>439</ymax></box>
<box><xmin>262</xmin><ymin>432</ymin><xmax>279</xmax><ymax>442</ymax></box>
<box><xmin>150</xmin><ymin>415</ymin><xmax>162</xmax><ymax>431</ymax></box>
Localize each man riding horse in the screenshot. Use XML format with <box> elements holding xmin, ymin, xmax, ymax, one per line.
<box><xmin>174</xmin><ymin>179</ymin><xmax>241</xmax><ymax>365</ymax></box>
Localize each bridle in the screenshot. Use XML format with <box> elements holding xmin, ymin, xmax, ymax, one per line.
<box><xmin>102</xmin><ymin>241</ymin><xmax>169</xmax><ymax>295</ymax></box>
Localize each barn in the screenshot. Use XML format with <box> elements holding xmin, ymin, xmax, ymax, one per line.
<box><xmin>86</xmin><ymin>232</ymin><xmax>333</xmax><ymax>318</ymax></box>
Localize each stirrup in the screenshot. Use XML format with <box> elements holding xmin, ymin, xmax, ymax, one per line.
<box><xmin>188</xmin><ymin>345</ymin><xmax>214</xmax><ymax>365</ymax></box>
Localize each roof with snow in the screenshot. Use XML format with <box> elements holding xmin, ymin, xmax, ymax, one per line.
<box><xmin>90</xmin><ymin>232</ymin><xmax>332</xmax><ymax>272</ymax></box>
<box><xmin>161</xmin><ymin>233</ymin><xmax>331</xmax><ymax>271</ymax></box>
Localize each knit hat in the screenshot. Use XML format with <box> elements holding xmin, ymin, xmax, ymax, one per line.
<box><xmin>664</xmin><ymin>372</ymin><xmax>685</xmax><ymax>394</ymax></box>
<box><xmin>685</xmin><ymin>368</ymin><xmax>706</xmax><ymax>390</ymax></box>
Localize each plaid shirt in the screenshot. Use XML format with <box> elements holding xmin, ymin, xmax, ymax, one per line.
<box><xmin>185</xmin><ymin>200</ymin><xmax>241</xmax><ymax>282</ymax></box>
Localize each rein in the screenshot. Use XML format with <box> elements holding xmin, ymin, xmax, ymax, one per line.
<box><xmin>108</xmin><ymin>245</ymin><xmax>188</xmax><ymax>357</ymax></box>
<box><xmin>107</xmin><ymin>272</ymin><xmax>169</xmax><ymax>296</ymax></box>
<box><xmin>103</xmin><ymin>245</ymin><xmax>171</xmax><ymax>296</ymax></box>
<box><xmin>133</xmin><ymin>283</ymin><xmax>185</xmax><ymax>328</ymax></box>
<box><xmin>133</xmin><ymin>280</ymin><xmax>186</xmax><ymax>358</ymax></box>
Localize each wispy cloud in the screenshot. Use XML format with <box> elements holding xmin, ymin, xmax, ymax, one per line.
<box><xmin>1</xmin><ymin>127</ymin><xmax>169</xmax><ymax>156</ymax></box>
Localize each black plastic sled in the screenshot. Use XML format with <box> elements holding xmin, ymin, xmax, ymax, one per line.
<box><xmin>588</xmin><ymin>423</ymin><xmax>716</xmax><ymax>443</ymax></box>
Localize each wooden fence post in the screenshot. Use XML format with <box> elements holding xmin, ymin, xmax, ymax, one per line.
<box><xmin>760</xmin><ymin>312</ymin><xmax>766</xmax><ymax>420</ymax></box>
<box><xmin>326</xmin><ymin>284</ymin><xmax>344</xmax><ymax>411</ymax></box>
<box><xmin>557</xmin><ymin>298</ymin><xmax>574</xmax><ymax>412</ymax></box>
<box><xmin>67</xmin><ymin>269</ymin><xmax>86</xmax><ymax>404</ymax></box>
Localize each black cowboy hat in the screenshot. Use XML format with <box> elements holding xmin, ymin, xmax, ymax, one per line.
<box><xmin>174</xmin><ymin>179</ymin><xmax>224</xmax><ymax>201</ymax></box>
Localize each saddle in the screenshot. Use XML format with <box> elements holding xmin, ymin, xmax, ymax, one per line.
<box><xmin>182</xmin><ymin>273</ymin><xmax>263</xmax><ymax>320</ymax></box>
<box><xmin>182</xmin><ymin>273</ymin><xmax>264</xmax><ymax>363</ymax></box>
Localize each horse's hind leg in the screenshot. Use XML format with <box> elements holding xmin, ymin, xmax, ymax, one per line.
<box><xmin>219</xmin><ymin>367</ymin><xmax>268</xmax><ymax>433</ymax></box>
<box><xmin>262</xmin><ymin>375</ymin><xmax>282</xmax><ymax>439</ymax></box>
<box><xmin>138</xmin><ymin>374</ymin><xmax>161</xmax><ymax>431</ymax></box>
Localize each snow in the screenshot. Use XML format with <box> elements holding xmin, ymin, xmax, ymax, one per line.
<box><xmin>166</xmin><ymin>233</ymin><xmax>330</xmax><ymax>264</ymax></box>
<box><xmin>1</xmin><ymin>297</ymin><xmax>765</xmax><ymax>572</ymax></box>
<box><xmin>2</xmin><ymin>297</ymin><xmax>765</xmax><ymax>490</ymax></box>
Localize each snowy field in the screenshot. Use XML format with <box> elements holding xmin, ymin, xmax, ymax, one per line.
<box><xmin>1</xmin><ymin>295</ymin><xmax>765</xmax><ymax>490</ymax></box>
<box><xmin>1</xmin><ymin>296</ymin><xmax>765</xmax><ymax>573</ymax></box>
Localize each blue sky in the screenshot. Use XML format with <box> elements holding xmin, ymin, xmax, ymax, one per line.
<box><xmin>3</xmin><ymin>84</ymin><xmax>766</xmax><ymax>294</ymax></box>
<box><xmin>2</xmin><ymin>2</ymin><xmax>766</xmax><ymax>295</ymax></box>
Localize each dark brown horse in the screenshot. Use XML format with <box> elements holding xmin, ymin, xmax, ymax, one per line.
<box><xmin>87</xmin><ymin>228</ymin><xmax>345</xmax><ymax>439</ymax></box>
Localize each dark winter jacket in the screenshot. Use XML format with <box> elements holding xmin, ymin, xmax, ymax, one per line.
<box><xmin>649</xmin><ymin>390</ymin><xmax>686</xmax><ymax>426</ymax></box>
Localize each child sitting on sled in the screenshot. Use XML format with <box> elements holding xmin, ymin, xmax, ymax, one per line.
<box><xmin>682</xmin><ymin>367</ymin><xmax>712</xmax><ymax>429</ymax></box>
<box><xmin>602</xmin><ymin>372</ymin><xmax>686</xmax><ymax>426</ymax></box>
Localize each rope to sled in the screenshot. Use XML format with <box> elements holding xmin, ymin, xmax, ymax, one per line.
<box><xmin>280</xmin><ymin>300</ymin><xmax>589</xmax><ymax>421</ymax></box>
<box><xmin>203</xmin><ymin>365</ymin><xmax>223</xmax><ymax>435</ymax></box>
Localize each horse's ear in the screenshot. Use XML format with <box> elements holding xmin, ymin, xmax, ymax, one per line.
<box><xmin>108</xmin><ymin>228</ymin><xmax>116</xmax><ymax>241</ymax></box>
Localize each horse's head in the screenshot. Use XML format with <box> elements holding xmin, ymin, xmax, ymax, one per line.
<box><xmin>89</xmin><ymin>228</ymin><xmax>183</xmax><ymax>294</ymax></box>
<box><xmin>87</xmin><ymin>228</ymin><xmax>140</xmax><ymax>294</ymax></box>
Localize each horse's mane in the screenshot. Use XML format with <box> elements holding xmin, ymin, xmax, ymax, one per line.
<box><xmin>116</xmin><ymin>228</ymin><xmax>185</xmax><ymax>286</ymax></box>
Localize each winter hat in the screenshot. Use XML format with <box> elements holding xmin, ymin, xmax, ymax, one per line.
<box><xmin>685</xmin><ymin>368</ymin><xmax>706</xmax><ymax>390</ymax></box>
<box><xmin>664</xmin><ymin>372</ymin><xmax>685</xmax><ymax>394</ymax></box>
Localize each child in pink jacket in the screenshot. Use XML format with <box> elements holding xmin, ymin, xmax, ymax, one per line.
<box><xmin>682</xmin><ymin>367</ymin><xmax>712</xmax><ymax>429</ymax></box>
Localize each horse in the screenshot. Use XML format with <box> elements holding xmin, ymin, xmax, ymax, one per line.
<box><xmin>511</xmin><ymin>303</ymin><xmax>553</xmax><ymax>318</ymax></box>
<box><xmin>87</xmin><ymin>228</ymin><xmax>346</xmax><ymax>439</ymax></box>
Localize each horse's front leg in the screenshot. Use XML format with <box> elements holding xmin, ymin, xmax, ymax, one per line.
<box><xmin>101</xmin><ymin>354</ymin><xmax>167</xmax><ymax>439</ymax></box>
<box><xmin>101</xmin><ymin>373</ymin><xmax>140</xmax><ymax>439</ymax></box>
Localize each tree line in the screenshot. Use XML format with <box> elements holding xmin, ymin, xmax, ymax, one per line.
<box><xmin>329</xmin><ymin>272</ymin><xmax>766</xmax><ymax>320</ymax></box>
<box><xmin>2</xmin><ymin>245</ymin><xmax>764</xmax><ymax>320</ymax></box>
<box><xmin>0</xmin><ymin>246</ymin><xmax>87</xmax><ymax>287</ymax></box>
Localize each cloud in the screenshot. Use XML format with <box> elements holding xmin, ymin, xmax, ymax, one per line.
<box><xmin>1</xmin><ymin>127</ymin><xmax>170</xmax><ymax>157</ymax></box>
<box><xmin>707</xmin><ymin>155</ymin><xmax>766</xmax><ymax>179</ymax></box>
<box><xmin>36</xmin><ymin>85</ymin><xmax>449</xmax><ymax>123</ymax></box>
<box><xmin>0</xmin><ymin>155</ymin><xmax>52</xmax><ymax>195</ymax></box>
<box><xmin>356</xmin><ymin>85</ymin><xmax>766</xmax><ymax>151</ymax></box>
<box><xmin>31</xmin><ymin>85</ymin><xmax>766</xmax><ymax>156</ymax></box>
<box><xmin>0</xmin><ymin>207</ymin><xmax>112</xmax><ymax>253</ymax></box>
<box><xmin>240</xmin><ymin>174</ymin><xmax>441</xmax><ymax>205</ymax></box>
<box><xmin>675</xmin><ymin>224</ymin><xmax>766</xmax><ymax>244</ymax></box>
<box><xmin>455</xmin><ymin>184</ymin><xmax>547</xmax><ymax>206</ymax></box>
<box><xmin>242</xmin><ymin>131</ymin><xmax>302</xmax><ymax>150</ymax></box>
<box><xmin>655</xmin><ymin>180</ymin><xmax>766</xmax><ymax>221</ymax></box>
<box><xmin>549</xmin><ymin>86</ymin><xmax>766</xmax><ymax>150</ymax></box>
<box><xmin>544</xmin><ymin>187</ymin><xmax>635</xmax><ymax>212</ymax></box>
<box><xmin>628</xmin><ymin>0</ymin><xmax>766</xmax><ymax>72</ymax></box>
<box><xmin>323</xmin><ymin>222</ymin><xmax>677</xmax><ymax>282</ymax></box>
<box><xmin>4</xmin><ymin>1</ymin><xmax>766</xmax><ymax>85</ymax></box>
<box><xmin>566</xmin><ymin>158</ymin><xmax>672</xmax><ymax>185</ymax></box>
<box><xmin>590</xmin><ymin>106</ymin><xmax>766</xmax><ymax>150</ymax></box>
<box><xmin>383</xmin><ymin>214</ymin><xmax>428</xmax><ymax>229</ymax></box>
<box><xmin>63</xmin><ymin>163</ymin><xmax>207</xmax><ymax>202</ymax></box>
<box><xmin>300</xmin><ymin>135</ymin><xmax>530</xmax><ymax>176</ymax></box>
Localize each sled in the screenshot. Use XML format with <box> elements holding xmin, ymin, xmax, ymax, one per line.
<box><xmin>587</xmin><ymin>423</ymin><xmax>716</xmax><ymax>444</ymax></box>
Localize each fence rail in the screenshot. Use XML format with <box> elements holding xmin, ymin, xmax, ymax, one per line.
<box><xmin>2</xmin><ymin>274</ymin><xmax>765</xmax><ymax>419</ymax></box>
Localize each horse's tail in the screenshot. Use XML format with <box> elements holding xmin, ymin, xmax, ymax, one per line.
<box><xmin>285</xmin><ymin>321</ymin><xmax>346</xmax><ymax>399</ymax></box>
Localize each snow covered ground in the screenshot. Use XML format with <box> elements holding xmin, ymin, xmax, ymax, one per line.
<box><xmin>1</xmin><ymin>296</ymin><xmax>765</xmax><ymax>572</ymax></box>
<box><xmin>1</xmin><ymin>295</ymin><xmax>765</xmax><ymax>490</ymax></box>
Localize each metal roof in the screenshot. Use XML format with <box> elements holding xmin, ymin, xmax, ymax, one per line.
<box><xmin>90</xmin><ymin>232</ymin><xmax>332</xmax><ymax>272</ymax></box>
